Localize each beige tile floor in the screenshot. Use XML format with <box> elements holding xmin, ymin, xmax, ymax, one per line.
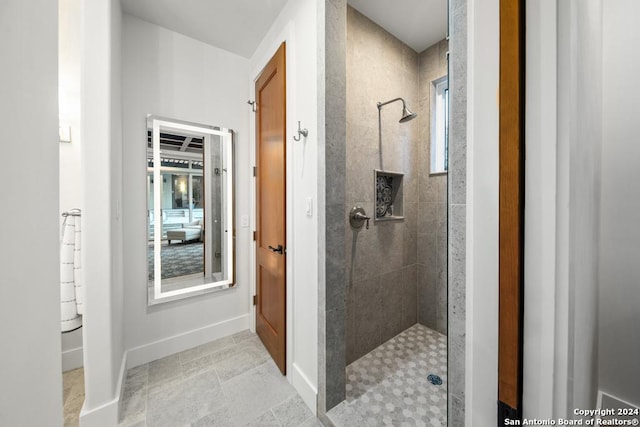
<box><xmin>119</xmin><ymin>330</ymin><xmax>322</xmax><ymax>427</ymax></box>
<box><xmin>63</xmin><ymin>367</ymin><xmax>85</xmax><ymax>427</ymax></box>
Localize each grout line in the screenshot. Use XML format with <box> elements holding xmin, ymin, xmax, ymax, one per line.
<box><xmin>269</xmin><ymin>408</ymin><xmax>284</xmax><ymax>426</ymax></box>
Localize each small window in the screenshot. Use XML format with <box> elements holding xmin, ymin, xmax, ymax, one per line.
<box><xmin>430</xmin><ymin>76</ymin><xmax>449</xmax><ymax>174</ymax></box>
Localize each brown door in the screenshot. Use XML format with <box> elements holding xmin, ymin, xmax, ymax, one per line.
<box><xmin>498</xmin><ymin>0</ymin><xmax>525</xmax><ymax>422</ymax></box>
<box><xmin>255</xmin><ymin>42</ymin><xmax>287</xmax><ymax>375</ymax></box>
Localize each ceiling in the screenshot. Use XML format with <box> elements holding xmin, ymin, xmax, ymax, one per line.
<box><xmin>120</xmin><ymin>0</ymin><xmax>288</xmax><ymax>58</ymax></box>
<box><xmin>347</xmin><ymin>0</ymin><xmax>447</xmax><ymax>53</ymax></box>
<box><xmin>120</xmin><ymin>0</ymin><xmax>447</xmax><ymax>59</ymax></box>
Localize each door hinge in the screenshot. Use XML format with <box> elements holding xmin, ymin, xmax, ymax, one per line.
<box><xmin>253</xmin><ymin>231</ymin><xmax>256</xmax><ymax>241</ymax></box>
<box><xmin>253</xmin><ymin>166</ymin><xmax>256</xmax><ymax>177</ymax></box>
<box><xmin>253</xmin><ymin>295</ymin><xmax>257</xmax><ymax>306</ymax></box>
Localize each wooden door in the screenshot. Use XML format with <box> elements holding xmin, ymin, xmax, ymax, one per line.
<box><xmin>255</xmin><ymin>42</ymin><xmax>287</xmax><ymax>375</ymax></box>
<box><xmin>498</xmin><ymin>0</ymin><xmax>525</xmax><ymax>422</ymax></box>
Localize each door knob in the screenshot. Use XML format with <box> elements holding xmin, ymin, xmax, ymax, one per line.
<box><xmin>268</xmin><ymin>244</ymin><xmax>284</xmax><ymax>254</ymax></box>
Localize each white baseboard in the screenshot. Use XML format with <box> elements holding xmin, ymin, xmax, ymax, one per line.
<box><xmin>79</xmin><ymin>399</ymin><xmax>118</xmax><ymax>427</ymax></box>
<box><xmin>62</xmin><ymin>346</ymin><xmax>84</xmax><ymax>372</ymax></box>
<box><xmin>125</xmin><ymin>314</ymin><xmax>250</xmax><ymax>369</ymax></box>
<box><xmin>597</xmin><ymin>390</ymin><xmax>640</xmax><ymax>412</ymax></box>
<box><xmin>291</xmin><ymin>362</ymin><xmax>318</xmax><ymax>415</ymax></box>
<box><xmin>78</xmin><ymin>314</ymin><xmax>249</xmax><ymax>426</ymax></box>
<box><xmin>116</xmin><ymin>351</ymin><xmax>128</xmax><ymax>422</ymax></box>
<box><xmin>79</xmin><ymin>353</ymin><xmax>127</xmax><ymax>427</ymax></box>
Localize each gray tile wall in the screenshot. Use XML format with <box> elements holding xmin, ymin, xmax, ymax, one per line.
<box><xmin>417</xmin><ymin>39</ymin><xmax>449</xmax><ymax>335</ymax></box>
<box><xmin>319</xmin><ymin>0</ymin><xmax>348</xmax><ymax>416</ymax></box>
<box><xmin>345</xmin><ymin>6</ymin><xmax>421</xmax><ymax>365</ymax></box>
<box><xmin>448</xmin><ymin>0</ymin><xmax>468</xmax><ymax>424</ymax></box>
<box><xmin>322</xmin><ymin>1</ymin><xmax>467</xmax><ymax>420</ymax></box>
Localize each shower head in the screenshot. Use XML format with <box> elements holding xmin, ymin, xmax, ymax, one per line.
<box><xmin>377</xmin><ymin>97</ymin><xmax>418</xmax><ymax>123</ymax></box>
<box><xmin>400</xmin><ymin>105</ymin><xmax>417</xmax><ymax>123</ymax></box>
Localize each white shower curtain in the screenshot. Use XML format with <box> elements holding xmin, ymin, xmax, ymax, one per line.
<box><xmin>60</xmin><ymin>213</ymin><xmax>83</xmax><ymax>332</ymax></box>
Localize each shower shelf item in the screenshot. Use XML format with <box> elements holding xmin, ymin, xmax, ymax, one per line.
<box><xmin>374</xmin><ymin>169</ymin><xmax>404</xmax><ymax>222</ymax></box>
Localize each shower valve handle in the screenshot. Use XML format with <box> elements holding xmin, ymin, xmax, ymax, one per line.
<box><xmin>355</xmin><ymin>212</ymin><xmax>370</xmax><ymax>229</ymax></box>
<box><xmin>350</xmin><ymin>207</ymin><xmax>371</xmax><ymax>230</ymax></box>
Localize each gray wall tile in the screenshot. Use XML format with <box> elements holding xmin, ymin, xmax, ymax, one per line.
<box><xmin>449</xmin><ymin>4</ymin><xmax>467</xmax><ymax>207</ymax></box>
<box><xmin>344</xmin><ymin>5</ymin><xmax>454</xmax><ymax>378</ymax></box>
<box><xmin>345</xmin><ymin>5</ymin><xmax>422</xmax><ymax>365</ymax></box>
<box><xmin>380</xmin><ymin>269</ymin><xmax>404</xmax><ymax>343</ymax></box>
<box><xmin>448</xmin><ymin>333</ymin><xmax>466</xmax><ymax>420</ymax></box>
<box><xmin>324</xmin><ymin>1</ymin><xmax>468</xmax><ymax>419</ymax></box>
<box><xmin>449</xmin><ymin>205</ymin><xmax>466</xmax><ymax>320</ymax></box>
<box><xmin>321</xmin><ymin>0</ymin><xmax>348</xmax><ymax>415</ymax></box>
<box><xmin>401</xmin><ymin>264</ymin><xmax>418</xmax><ymax>330</ymax></box>
<box><xmin>326</xmin><ymin>203</ymin><xmax>347</xmax><ymax>311</ymax></box>
<box><xmin>450</xmin><ymin>393</ymin><xmax>465</xmax><ymax>427</ymax></box>
<box><xmin>350</xmin><ymin>276</ymin><xmax>382</xmax><ymax>362</ymax></box>
<box><xmin>417</xmin><ymin>263</ymin><xmax>436</xmax><ymax>328</ymax></box>
<box><xmin>325</xmin><ymin>308</ymin><xmax>346</xmax><ymax>409</ymax></box>
<box><xmin>416</xmin><ymin>40</ymin><xmax>449</xmax><ymax>337</ymax></box>
<box><xmin>448</xmin><ymin>0</ymin><xmax>467</xmax><ymax>416</ymax></box>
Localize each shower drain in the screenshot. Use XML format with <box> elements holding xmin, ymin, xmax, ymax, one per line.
<box><xmin>427</xmin><ymin>374</ymin><xmax>443</xmax><ymax>386</ymax></box>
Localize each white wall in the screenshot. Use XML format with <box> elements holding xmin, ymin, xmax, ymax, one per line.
<box><xmin>466</xmin><ymin>0</ymin><xmax>500</xmax><ymax>423</ymax></box>
<box><xmin>248</xmin><ymin>0</ymin><xmax>319</xmax><ymax>412</ymax></box>
<box><xmin>565</xmin><ymin>0</ymin><xmax>602</xmax><ymax>413</ymax></box>
<box><xmin>0</xmin><ymin>0</ymin><xmax>63</xmax><ymax>425</ymax></box>
<box><xmin>599</xmin><ymin>0</ymin><xmax>640</xmax><ymax>408</ymax></box>
<box><xmin>59</xmin><ymin>0</ymin><xmax>84</xmax><ymax>372</ymax></box>
<box><xmin>523</xmin><ymin>0</ymin><xmax>558</xmax><ymax>417</ymax></box>
<box><xmin>59</xmin><ymin>0</ymin><xmax>83</xmax><ymax>214</ymax></box>
<box><xmin>524</xmin><ymin>0</ymin><xmax>603</xmax><ymax>418</ymax></box>
<box><xmin>121</xmin><ymin>15</ymin><xmax>251</xmax><ymax>362</ymax></box>
<box><xmin>80</xmin><ymin>0</ymin><xmax>125</xmax><ymax>424</ymax></box>
<box><xmin>110</xmin><ymin>0</ymin><xmax>125</xmax><ymax>416</ymax></box>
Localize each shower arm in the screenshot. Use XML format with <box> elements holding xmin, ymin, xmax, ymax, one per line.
<box><xmin>377</xmin><ymin>97</ymin><xmax>406</xmax><ymax>110</ymax></box>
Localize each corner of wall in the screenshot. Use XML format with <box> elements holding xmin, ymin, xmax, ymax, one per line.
<box><xmin>464</xmin><ymin>0</ymin><xmax>500</xmax><ymax>424</ymax></box>
<box><xmin>81</xmin><ymin>0</ymin><xmax>125</xmax><ymax>415</ymax></box>
<box><xmin>318</xmin><ymin>0</ymin><xmax>347</xmax><ymax>416</ymax></box>
<box><xmin>78</xmin><ymin>353</ymin><xmax>127</xmax><ymax>427</ymax></box>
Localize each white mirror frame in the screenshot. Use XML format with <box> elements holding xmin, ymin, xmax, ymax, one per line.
<box><xmin>147</xmin><ymin>115</ymin><xmax>235</xmax><ymax>305</ymax></box>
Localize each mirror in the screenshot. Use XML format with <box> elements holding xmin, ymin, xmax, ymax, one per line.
<box><xmin>146</xmin><ymin>115</ymin><xmax>235</xmax><ymax>305</ymax></box>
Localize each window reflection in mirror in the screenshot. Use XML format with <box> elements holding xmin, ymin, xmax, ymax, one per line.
<box><xmin>146</xmin><ymin>116</ymin><xmax>235</xmax><ymax>305</ymax></box>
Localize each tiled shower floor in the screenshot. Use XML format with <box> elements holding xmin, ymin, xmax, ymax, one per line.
<box><xmin>328</xmin><ymin>324</ymin><xmax>447</xmax><ymax>427</ymax></box>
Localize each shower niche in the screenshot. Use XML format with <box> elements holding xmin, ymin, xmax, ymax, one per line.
<box><xmin>374</xmin><ymin>169</ymin><xmax>404</xmax><ymax>221</ymax></box>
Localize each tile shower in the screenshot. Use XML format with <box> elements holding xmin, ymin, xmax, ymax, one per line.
<box><xmin>339</xmin><ymin>6</ymin><xmax>449</xmax><ymax>425</ymax></box>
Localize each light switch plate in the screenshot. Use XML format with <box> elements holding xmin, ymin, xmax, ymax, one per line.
<box><xmin>240</xmin><ymin>215</ymin><xmax>249</xmax><ymax>227</ymax></box>
<box><xmin>306</xmin><ymin>197</ymin><xmax>313</xmax><ymax>217</ymax></box>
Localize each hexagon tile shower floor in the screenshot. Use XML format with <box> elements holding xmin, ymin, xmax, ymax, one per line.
<box><xmin>328</xmin><ymin>324</ymin><xmax>447</xmax><ymax>427</ymax></box>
